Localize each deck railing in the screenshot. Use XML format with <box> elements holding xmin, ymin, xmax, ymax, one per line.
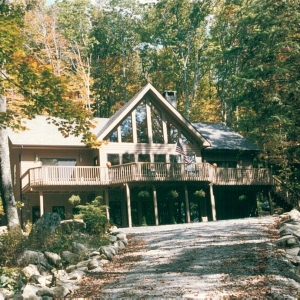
<box><xmin>21</xmin><ymin>163</ymin><xmax>272</xmax><ymax>191</ymax></box>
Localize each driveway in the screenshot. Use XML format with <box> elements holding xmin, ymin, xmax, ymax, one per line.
<box><xmin>72</xmin><ymin>216</ymin><xmax>300</xmax><ymax>299</ymax></box>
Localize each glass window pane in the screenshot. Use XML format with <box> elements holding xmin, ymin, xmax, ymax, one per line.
<box><xmin>122</xmin><ymin>153</ymin><xmax>135</xmax><ymax>164</ymax></box>
<box><xmin>138</xmin><ymin>154</ymin><xmax>150</xmax><ymax>162</ymax></box>
<box><xmin>154</xmin><ymin>154</ymin><xmax>166</xmax><ymax>162</ymax></box>
<box><xmin>41</xmin><ymin>158</ymin><xmax>76</xmax><ymax>166</ymax></box>
<box><xmin>107</xmin><ymin>129</ymin><xmax>118</xmax><ymax>142</ymax></box>
<box><xmin>170</xmin><ymin>154</ymin><xmax>181</xmax><ymax>163</ymax></box>
<box><xmin>121</xmin><ymin>115</ymin><xmax>133</xmax><ymax>143</ymax></box>
<box><xmin>167</xmin><ymin>120</ymin><xmax>178</xmax><ymax>144</ymax></box>
<box><xmin>150</xmin><ymin>103</ymin><xmax>164</xmax><ymax>144</ymax></box>
<box><xmin>136</xmin><ymin>100</ymin><xmax>148</xmax><ymax>143</ymax></box>
<box><xmin>107</xmin><ymin>154</ymin><xmax>120</xmax><ymax>166</ymax></box>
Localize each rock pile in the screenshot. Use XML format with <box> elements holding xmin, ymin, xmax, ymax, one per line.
<box><xmin>272</xmin><ymin>209</ymin><xmax>300</xmax><ymax>276</ymax></box>
<box><xmin>0</xmin><ymin>219</ymin><xmax>128</xmax><ymax>299</ymax></box>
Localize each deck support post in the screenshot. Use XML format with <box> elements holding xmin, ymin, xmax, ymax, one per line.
<box><xmin>104</xmin><ymin>188</ymin><xmax>110</xmax><ymax>221</ymax></box>
<box><xmin>184</xmin><ymin>185</ymin><xmax>190</xmax><ymax>223</ymax></box>
<box><xmin>268</xmin><ymin>189</ymin><xmax>274</xmax><ymax>215</ymax></box>
<box><xmin>153</xmin><ymin>185</ymin><xmax>159</xmax><ymax>226</ymax></box>
<box><xmin>209</xmin><ymin>183</ymin><xmax>216</xmax><ymax>221</ymax></box>
<box><xmin>39</xmin><ymin>191</ymin><xmax>44</xmax><ymax>217</ymax></box>
<box><xmin>125</xmin><ymin>183</ymin><xmax>132</xmax><ymax>228</ymax></box>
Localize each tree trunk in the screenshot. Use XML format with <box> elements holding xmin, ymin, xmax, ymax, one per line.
<box><xmin>0</xmin><ymin>95</ymin><xmax>21</xmax><ymax>230</ymax></box>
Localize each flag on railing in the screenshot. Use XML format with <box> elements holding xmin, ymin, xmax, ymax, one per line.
<box><xmin>175</xmin><ymin>141</ymin><xmax>191</xmax><ymax>164</ymax></box>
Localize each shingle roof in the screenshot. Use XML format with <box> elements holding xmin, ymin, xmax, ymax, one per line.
<box><xmin>192</xmin><ymin>122</ymin><xmax>259</xmax><ymax>151</ymax></box>
<box><xmin>8</xmin><ymin>115</ymin><xmax>109</xmax><ymax>147</ymax></box>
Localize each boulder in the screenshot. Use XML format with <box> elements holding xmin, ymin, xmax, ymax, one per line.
<box><xmin>61</xmin><ymin>251</ymin><xmax>79</xmax><ymax>264</ymax></box>
<box><xmin>99</xmin><ymin>245</ymin><xmax>116</xmax><ymax>261</ymax></box>
<box><xmin>44</xmin><ymin>251</ymin><xmax>62</xmax><ymax>267</ymax></box>
<box><xmin>87</xmin><ymin>258</ymin><xmax>99</xmax><ymax>270</ymax></box>
<box><xmin>30</xmin><ymin>212</ymin><xmax>61</xmax><ymax>238</ymax></box>
<box><xmin>59</xmin><ymin>219</ymin><xmax>86</xmax><ymax>234</ymax></box>
<box><xmin>30</xmin><ymin>274</ymin><xmax>51</xmax><ymax>287</ymax></box>
<box><xmin>22</xmin><ymin>284</ymin><xmax>41</xmax><ymax>299</ymax></box>
<box><xmin>22</xmin><ymin>264</ymin><xmax>40</xmax><ymax>279</ymax></box>
<box><xmin>72</xmin><ymin>242</ymin><xmax>88</xmax><ymax>255</ymax></box>
<box><xmin>17</xmin><ymin>250</ymin><xmax>50</xmax><ymax>268</ymax></box>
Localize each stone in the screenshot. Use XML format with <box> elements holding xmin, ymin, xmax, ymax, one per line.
<box><xmin>115</xmin><ymin>240</ymin><xmax>126</xmax><ymax>250</ymax></box>
<box><xmin>76</xmin><ymin>260</ymin><xmax>89</xmax><ymax>268</ymax></box>
<box><xmin>36</xmin><ymin>287</ymin><xmax>54</xmax><ymax>297</ymax></box>
<box><xmin>59</xmin><ymin>219</ymin><xmax>86</xmax><ymax>234</ymax></box>
<box><xmin>116</xmin><ymin>232</ymin><xmax>127</xmax><ymax>241</ymax></box>
<box><xmin>273</xmin><ymin>235</ymin><xmax>296</xmax><ymax>247</ymax></box>
<box><xmin>17</xmin><ymin>250</ymin><xmax>50</xmax><ymax>268</ymax></box>
<box><xmin>22</xmin><ymin>284</ymin><xmax>41</xmax><ymax>299</ymax></box>
<box><xmin>90</xmin><ymin>251</ymin><xmax>100</xmax><ymax>257</ymax></box>
<box><xmin>285</xmin><ymin>247</ymin><xmax>300</xmax><ymax>256</ymax></box>
<box><xmin>30</xmin><ymin>212</ymin><xmax>61</xmax><ymax>239</ymax></box>
<box><xmin>51</xmin><ymin>285</ymin><xmax>70</xmax><ymax>298</ymax></box>
<box><xmin>61</xmin><ymin>251</ymin><xmax>79</xmax><ymax>264</ymax></box>
<box><xmin>22</xmin><ymin>264</ymin><xmax>40</xmax><ymax>279</ymax></box>
<box><xmin>286</xmin><ymin>237</ymin><xmax>298</xmax><ymax>247</ymax></box>
<box><xmin>66</xmin><ymin>265</ymin><xmax>77</xmax><ymax>273</ymax></box>
<box><xmin>99</xmin><ymin>245</ymin><xmax>116</xmax><ymax>261</ymax></box>
<box><xmin>72</xmin><ymin>242</ymin><xmax>87</xmax><ymax>255</ymax></box>
<box><xmin>30</xmin><ymin>274</ymin><xmax>51</xmax><ymax>287</ymax></box>
<box><xmin>44</xmin><ymin>251</ymin><xmax>62</xmax><ymax>267</ymax></box>
<box><xmin>87</xmin><ymin>259</ymin><xmax>99</xmax><ymax>270</ymax></box>
<box><xmin>109</xmin><ymin>235</ymin><xmax>117</xmax><ymax>243</ymax></box>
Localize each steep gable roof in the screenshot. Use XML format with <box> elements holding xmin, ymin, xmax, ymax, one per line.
<box><xmin>97</xmin><ymin>83</ymin><xmax>211</xmax><ymax>147</ymax></box>
<box><xmin>192</xmin><ymin>122</ymin><xmax>259</xmax><ymax>151</ymax></box>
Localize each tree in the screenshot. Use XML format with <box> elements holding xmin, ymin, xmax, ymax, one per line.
<box><xmin>0</xmin><ymin>0</ymin><xmax>97</xmax><ymax>230</ymax></box>
<box><xmin>142</xmin><ymin>0</ymin><xmax>213</xmax><ymax>120</ymax></box>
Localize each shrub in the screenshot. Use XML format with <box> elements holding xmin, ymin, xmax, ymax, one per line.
<box><xmin>75</xmin><ymin>196</ymin><xmax>109</xmax><ymax>235</ymax></box>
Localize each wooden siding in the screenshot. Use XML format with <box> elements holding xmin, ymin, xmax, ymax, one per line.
<box><xmin>21</xmin><ymin>163</ymin><xmax>272</xmax><ymax>192</ymax></box>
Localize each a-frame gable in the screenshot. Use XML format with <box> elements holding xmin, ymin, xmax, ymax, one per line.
<box><xmin>97</xmin><ymin>83</ymin><xmax>210</xmax><ymax>147</ymax></box>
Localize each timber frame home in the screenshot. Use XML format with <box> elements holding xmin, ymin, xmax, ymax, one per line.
<box><xmin>8</xmin><ymin>83</ymin><xmax>273</xmax><ymax>227</ymax></box>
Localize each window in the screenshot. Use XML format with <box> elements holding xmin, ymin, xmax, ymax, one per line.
<box><xmin>52</xmin><ymin>206</ymin><xmax>65</xmax><ymax>220</ymax></box>
<box><xmin>121</xmin><ymin>115</ymin><xmax>133</xmax><ymax>142</ymax></box>
<box><xmin>138</xmin><ymin>154</ymin><xmax>150</xmax><ymax>162</ymax></box>
<box><xmin>136</xmin><ymin>100</ymin><xmax>148</xmax><ymax>143</ymax></box>
<box><xmin>107</xmin><ymin>129</ymin><xmax>118</xmax><ymax>142</ymax></box>
<box><xmin>107</xmin><ymin>154</ymin><xmax>120</xmax><ymax>166</ymax></box>
<box><xmin>150</xmin><ymin>103</ymin><xmax>164</xmax><ymax>144</ymax></box>
<box><xmin>122</xmin><ymin>153</ymin><xmax>135</xmax><ymax>164</ymax></box>
<box><xmin>41</xmin><ymin>158</ymin><xmax>76</xmax><ymax>166</ymax></box>
<box><xmin>154</xmin><ymin>154</ymin><xmax>166</xmax><ymax>162</ymax></box>
<box><xmin>166</xmin><ymin>119</ymin><xmax>178</xmax><ymax>144</ymax></box>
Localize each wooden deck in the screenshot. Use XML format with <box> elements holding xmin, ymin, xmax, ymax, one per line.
<box><xmin>21</xmin><ymin>162</ymin><xmax>273</xmax><ymax>192</ymax></box>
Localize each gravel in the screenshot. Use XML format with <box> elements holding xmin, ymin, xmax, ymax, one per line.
<box><xmin>71</xmin><ymin>216</ymin><xmax>300</xmax><ymax>299</ymax></box>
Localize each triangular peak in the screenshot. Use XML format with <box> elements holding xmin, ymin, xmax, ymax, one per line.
<box><xmin>98</xmin><ymin>83</ymin><xmax>210</xmax><ymax>147</ymax></box>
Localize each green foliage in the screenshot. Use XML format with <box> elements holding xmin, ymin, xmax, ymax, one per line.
<box><xmin>194</xmin><ymin>189</ymin><xmax>206</xmax><ymax>198</ymax></box>
<box><xmin>141</xmin><ymin>216</ymin><xmax>147</xmax><ymax>226</ymax></box>
<box><xmin>0</xmin><ymin>229</ymin><xmax>26</xmax><ymax>267</ymax></box>
<box><xmin>68</xmin><ymin>194</ymin><xmax>81</xmax><ymax>205</ymax></box>
<box><xmin>0</xmin><ymin>267</ymin><xmax>26</xmax><ymax>294</ymax></box>
<box><xmin>168</xmin><ymin>190</ymin><xmax>179</xmax><ymax>199</ymax></box>
<box><xmin>75</xmin><ymin>196</ymin><xmax>109</xmax><ymax>235</ymax></box>
<box><xmin>138</xmin><ymin>190</ymin><xmax>150</xmax><ymax>198</ymax></box>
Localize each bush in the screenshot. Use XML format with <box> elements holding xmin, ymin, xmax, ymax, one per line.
<box><xmin>75</xmin><ymin>196</ymin><xmax>109</xmax><ymax>235</ymax></box>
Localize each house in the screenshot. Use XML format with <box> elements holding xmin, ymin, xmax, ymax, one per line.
<box><xmin>8</xmin><ymin>83</ymin><xmax>273</xmax><ymax>227</ymax></box>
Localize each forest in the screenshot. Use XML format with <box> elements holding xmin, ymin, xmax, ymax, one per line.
<box><xmin>1</xmin><ymin>0</ymin><xmax>300</xmax><ymax>195</ymax></box>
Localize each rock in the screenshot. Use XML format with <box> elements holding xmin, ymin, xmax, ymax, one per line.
<box><xmin>36</xmin><ymin>287</ymin><xmax>54</xmax><ymax>297</ymax></box>
<box><xmin>0</xmin><ymin>288</ymin><xmax>13</xmax><ymax>299</ymax></box>
<box><xmin>109</xmin><ymin>235</ymin><xmax>117</xmax><ymax>243</ymax></box>
<box><xmin>72</xmin><ymin>242</ymin><xmax>87</xmax><ymax>255</ymax></box>
<box><xmin>90</xmin><ymin>251</ymin><xmax>100</xmax><ymax>257</ymax></box>
<box><xmin>285</xmin><ymin>247</ymin><xmax>300</xmax><ymax>256</ymax></box>
<box><xmin>66</xmin><ymin>265</ymin><xmax>77</xmax><ymax>273</ymax></box>
<box><xmin>17</xmin><ymin>250</ymin><xmax>50</xmax><ymax>268</ymax></box>
<box><xmin>30</xmin><ymin>212</ymin><xmax>61</xmax><ymax>239</ymax></box>
<box><xmin>0</xmin><ymin>226</ymin><xmax>8</xmax><ymax>235</ymax></box>
<box><xmin>114</xmin><ymin>240</ymin><xmax>126</xmax><ymax>250</ymax></box>
<box><xmin>22</xmin><ymin>284</ymin><xmax>41</xmax><ymax>299</ymax></box>
<box><xmin>44</xmin><ymin>251</ymin><xmax>62</xmax><ymax>267</ymax></box>
<box><xmin>22</xmin><ymin>264</ymin><xmax>40</xmax><ymax>279</ymax></box>
<box><xmin>61</xmin><ymin>251</ymin><xmax>79</xmax><ymax>264</ymax></box>
<box><xmin>286</xmin><ymin>237</ymin><xmax>298</xmax><ymax>247</ymax></box>
<box><xmin>59</xmin><ymin>219</ymin><xmax>86</xmax><ymax>234</ymax></box>
<box><xmin>30</xmin><ymin>274</ymin><xmax>51</xmax><ymax>287</ymax></box>
<box><xmin>99</xmin><ymin>245</ymin><xmax>116</xmax><ymax>261</ymax></box>
<box><xmin>51</xmin><ymin>285</ymin><xmax>70</xmax><ymax>298</ymax></box>
<box><xmin>87</xmin><ymin>259</ymin><xmax>99</xmax><ymax>270</ymax></box>
<box><xmin>116</xmin><ymin>232</ymin><xmax>127</xmax><ymax>241</ymax></box>
<box><xmin>273</xmin><ymin>235</ymin><xmax>296</xmax><ymax>247</ymax></box>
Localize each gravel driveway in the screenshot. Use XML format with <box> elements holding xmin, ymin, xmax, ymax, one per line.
<box><xmin>72</xmin><ymin>216</ymin><xmax>300</xmax><ymax>299</ymax></box>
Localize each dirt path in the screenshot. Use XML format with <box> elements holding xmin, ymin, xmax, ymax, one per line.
<box><xmin>71</xmin><ymin>216</ymin><xmax>300</xmax><ymax>299</ymax></box>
